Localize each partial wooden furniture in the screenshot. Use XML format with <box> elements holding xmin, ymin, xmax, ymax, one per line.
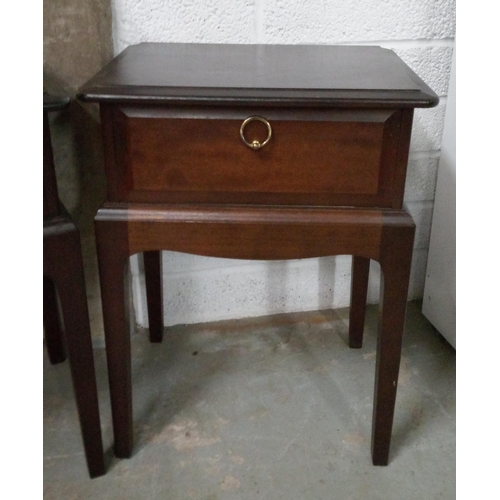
<box><xmin>79</xmin><ymin>43</ymin><xmax>438</xmax><ymax>465</ymax></box>
<box><xmin>43</xmin><ymin>94</ymin><xmax>106</xmax><ymax>478</ymax></box>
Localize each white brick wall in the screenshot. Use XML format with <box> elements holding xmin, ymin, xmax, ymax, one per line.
<box><xmin>110</xmin><ymin>0</ymin><xmax>455</xmax><ymax>327</ymax></box>
<box><xmin>261</xmin><ymin>0</ymin><xmax>455</xmax><ymax>44</ymax></box>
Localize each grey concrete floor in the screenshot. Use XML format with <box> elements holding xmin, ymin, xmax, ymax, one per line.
<box><xmin>44</xmin><ymin>301</ymin><xmax>455</xmax><ymax>499</ymax></box>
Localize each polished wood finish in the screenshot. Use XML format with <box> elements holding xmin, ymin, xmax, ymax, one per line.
<box><xmin>373</xmin><ymin>217</ymin><xmax>415</xmax><ymax>465</ymax></box>
<box><xmin>43</xmin><ymin>97</ymin><xmax>105</xmax><ymax>478</ymax></box>
<box><xmin>349</xmin><ymin>256</ymin><xmax>371</xmax><ymax>349</ymax></box>
<box><xmin>97</xmin><ymin>204</ymin><xmax>391</xmax><ymax>259</ymax></box>
<box><xmin>44</xmin><ymin>217</ymin><xmax>106</xmax><ymax>477</ymax></box>
<box><xmin>144</xmin><ymin>251</ymin><xmax>163</xmax><ymax>343</ymax></box>
<box><xmin>81</xmin><ymin>43</ymin><xmax>438</xmax><ymax>466</ymax></box>
<box><xmin>79</xmin><ymin>43</ymin><xmax>438</xmax><ymax>108</ymax></box>
<box><xmin>43</xmin><ymin>93</ymin><xmax>70</xmax><ymax>112</ymax></box>
<box><xmin>95</xmin><ymin>217</ymin><xmax>132</xmax><ymax>459</ymax></box>
<box><xmin>43</xmin><ymin>112</ymin><xmax>60</xmax><ymax>218</ymax></box>
<box><xmin>95</xmin><ymin>204</ymin><xmax>415</xmax><ymax>462</ymax></box>
<box><xmin>43</xmin><ymin>276</ymin><xmax>66</xmax><ymax>364</ymax></box>
<box><xmin>43</xmin><ymin>94</ymin><xmax>69</xmax><ymax>218</ymax></box>
<box><xmin>110</xmin><ymin>106</ymin><xmax>406</xmax><ymax>207</ymax></box>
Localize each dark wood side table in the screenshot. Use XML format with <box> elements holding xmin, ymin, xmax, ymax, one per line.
<box><xmin>43</xmin><ymin>94</ymin><xmax>105</xmax><ymax>478</ymax></box>
<box><xmin>79</xmin><ymin>43</ymin><xmax>438</xmax><ymax>466</ymax></box>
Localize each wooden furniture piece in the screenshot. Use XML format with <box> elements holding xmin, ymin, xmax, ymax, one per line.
<box><xmin>43</xmin><ymin>94</ymin><xmax>106</xmax><ymax>478</ymax></box>
<box><xmin>79</xmin><ymin>43</ymin><xmax>438</xmax><ymax>465</ymax></box>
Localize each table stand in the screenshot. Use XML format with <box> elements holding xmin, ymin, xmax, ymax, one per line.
<box><xmin>95</xmin><ymin>203</ymin><xmax>415</xmax><ymax>465</ymax></box>
<box><xmin>79</xmin><ymin>43</ymin><xmax>437</xmax><ymax>467</ymax></box>
<box><xmin>43</xmin><ymin>95</ymin><xmax>105</xmax><ymax>478</ymax></box>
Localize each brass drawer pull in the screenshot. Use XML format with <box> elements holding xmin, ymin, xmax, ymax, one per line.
<box><xmin>240</xmin><ymin>116</ymin><xmax>272</xmax><ymax>150</ymax></box>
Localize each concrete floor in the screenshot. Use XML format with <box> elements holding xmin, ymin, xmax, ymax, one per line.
<box><xmin>43</xmin><ymin>301</ymin><xmax>455</xmax><ymax>499</ymax></box>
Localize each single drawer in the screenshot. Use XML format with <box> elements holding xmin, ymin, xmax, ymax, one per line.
<box><xmin>104</xmin><ymin>106</ymin><xmax>410</xmax><ymax>207</ymax></box>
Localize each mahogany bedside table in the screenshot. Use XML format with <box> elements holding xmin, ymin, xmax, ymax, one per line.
<box><xmin>43</xmin><ymin>93</ymin><xmax>105</xmax><ymax>478</ymax></box>
<box><xmin>79</xmin><ymin>43</ymin><xmax>438</xmax><ymax>466</ymax></box>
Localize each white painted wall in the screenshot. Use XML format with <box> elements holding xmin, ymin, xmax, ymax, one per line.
<box><xmin>110</xmin><ymin>0</ymin><xmax>456</xmax><ymax>328</ymax></box>
<box><xmin>422</xmin><ymin>45</ymin><xmax>456</xmax><ymax>348</ymax></box>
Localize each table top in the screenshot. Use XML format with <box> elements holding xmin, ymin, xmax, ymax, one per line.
<box><xmin>78</xmin><ymin>43</ymin><xmax>438</xmax><ymax>108</ymax></box>
<box><xmin>44</xmin><ymin>92</ymin><xmax>70</xmax><ymax>112</ymax></box>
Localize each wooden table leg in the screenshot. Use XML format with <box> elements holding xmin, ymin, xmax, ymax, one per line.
<box><xmin>43</xmin><ymin>276</ymin><xmax>67</xmax><ymax>364</ymax></box>
<box><xmin>371</xmin><ymin>220</ymin><xmax>415</xmax><ymax>465</ymax></box>
<box><xmin>95</xmin><ymin>219</ymin><xmax>133</xmax><ymax>458</ymax></box>
<box><xmin>349</xmin><ymin>256</ymin><xmax>370</xmax><ymax>348</ymax></box>
<box><xmin>96</xmin><ymin>205</ymin><xmax>415</xmax><ymax>465</ymax></box>
<box><xmin>44</xmin><ymin>222</ymin><xmax>106</xmax><ymax>478</ymax></box>
<box><xmin>144</xmin><ymin>251</ymin><xmax>163</xmax><ymax>343</ymax></box>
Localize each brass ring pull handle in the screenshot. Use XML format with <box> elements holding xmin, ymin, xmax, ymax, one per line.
<box><xmin>240</xmin><ymin>116</ymin><xmax>272</xmax><ymax>150</ymax></box>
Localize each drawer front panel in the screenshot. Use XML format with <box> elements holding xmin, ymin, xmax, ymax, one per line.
<box><xmin>111</xmin><ymin>107</ymin><xmax>403</xmax><ymax>207</ymax></box>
